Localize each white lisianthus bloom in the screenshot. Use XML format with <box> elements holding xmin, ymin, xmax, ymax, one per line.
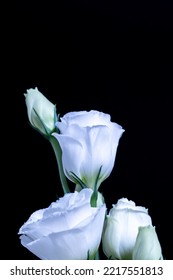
<box><xmin>52</xmin><ymin>110</ymin><xmax>124</xmax><ymax>190</ymax></box>
<box><xmin>24</xmin><ymin>87</ymin><xmax>56</xmax><ymax>135</ymax></box>
<box><xmin>132</xmin><ymin>225</ymin><xmax>162</xmax><ymax>260</ymax></box>
<box><xmin>19</xmin><ymin>189</ymin><xmax>106</xmax><ymax>260</ymax></box>
<box><xmin>102</xmin><ymin>198</ymin><xmax>158</xmax><ymax>260</ymax></box>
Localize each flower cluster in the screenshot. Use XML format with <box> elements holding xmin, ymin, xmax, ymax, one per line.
<box><xmin>19</xmin><ymin>87</ymin><xmax>163</xmax><ymax>260</ymax></box>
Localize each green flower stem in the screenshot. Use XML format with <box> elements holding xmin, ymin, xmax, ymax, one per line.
<box><xmin>49</xmin><ymin>136</ymin><xmax>70</xmax><ymax>194</ymax></box>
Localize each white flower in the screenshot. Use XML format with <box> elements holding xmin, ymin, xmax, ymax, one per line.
<box><xmin>102</xmin><ymin>198</ymin><xmax>155</xmax><ymax>259</ymax></box>
<box><xmin>19</xmin><ymin>189</ymin><xmax>106</xmax><ymax>260</ymax></box>
<box><xmin>24</xmin><ymin>87</ymin><xmax>56</xmax><ymax>135</ymax></box>
<box><xmin>132</xmin><ymin>225</ymin><xmax>162</xmax><ymax>260</ymax></box>
<box><xmin>52</xmin><ymin>110</ymin><xmax>124</xmax><ymax>190</ymax></box>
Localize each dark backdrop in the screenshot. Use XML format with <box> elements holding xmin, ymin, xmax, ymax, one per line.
<box><xmin>2</xmin><ymin>1</ymin><xmax>173</xmax><ymax>260</ymax></box>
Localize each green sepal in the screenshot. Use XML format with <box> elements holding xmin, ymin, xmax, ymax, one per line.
<box><xmin>54</xmin><ymin>104</ymin><xmax>59</xmax><ymax>125</ymax></box>
<box><xmin>87</xmin><ymin>250</ymin><xmax>99</xmax><ymax>260</ymax></box>
<box><xmin>33</xmin><ymin>108</ymin><xmax>51</xmax><ymax>137</ymax></box>
<box><xmin>95</xmin><ymin>165</ymin><xmax>103</xmax><ymax>190</ymax></box>
<box><xmin>90</xmin><ymin>191</ymin><xmax>98</xmax><ymax>207</ymax></box>
<box><xmin>69</xmin><ymin>172</ymin><xmax>88</xmax><ymax>189</ymax></box>
<box><xmin>90</xmin><ymin>166</ymin><xmax>103</xmax><ymax>207</ymax></box>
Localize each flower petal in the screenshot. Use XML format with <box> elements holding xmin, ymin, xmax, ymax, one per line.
<box><xmin>20</xmin><ymin>203</ymin><xmax>106</xmax><ymax>260</ymax></box>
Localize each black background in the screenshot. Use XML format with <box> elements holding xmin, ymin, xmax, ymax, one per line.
<box><xmin>2</xmin><ymin>1</ymin><xmax>173</xmax><ymax>260</ymax></box>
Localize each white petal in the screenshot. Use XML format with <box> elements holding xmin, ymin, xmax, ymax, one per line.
<box><xmin>102</xmin><ymin>217</ymin><xmax>122</xmax><ymax>259</ymax></box>
<box><xmin>60</xmin><ymin>110</ymin><xmax>111</xmax><ymax>127</ymax></box>
<box><xmin>112</xmin><ymin>198</ymin><xmax>148</xmax><ymax>213</ymax></box>
<box><xmin>19</xmin><ymin>190</ymin><xmax>94</xmax><ymax>237</ymax></box>
<box><xmin>52</xmin><ymin>133</ymin><xmax>84</xmax><ymax>182</ymax></box>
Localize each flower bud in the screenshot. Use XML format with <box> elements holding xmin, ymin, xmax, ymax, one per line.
<box><xmin>24</xmin><ymin>87</ymin><xmax>56</xmax><ymax>136</ymax></box>
<box><xmin>132</xmin><ymin>225</ymin><xmax>162</xmax><ymax>260</ymax></box>
<box><xmin>102</xmin><ymin>198</ymin><xmax>153</xmax><ymax>259</ymax></box>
